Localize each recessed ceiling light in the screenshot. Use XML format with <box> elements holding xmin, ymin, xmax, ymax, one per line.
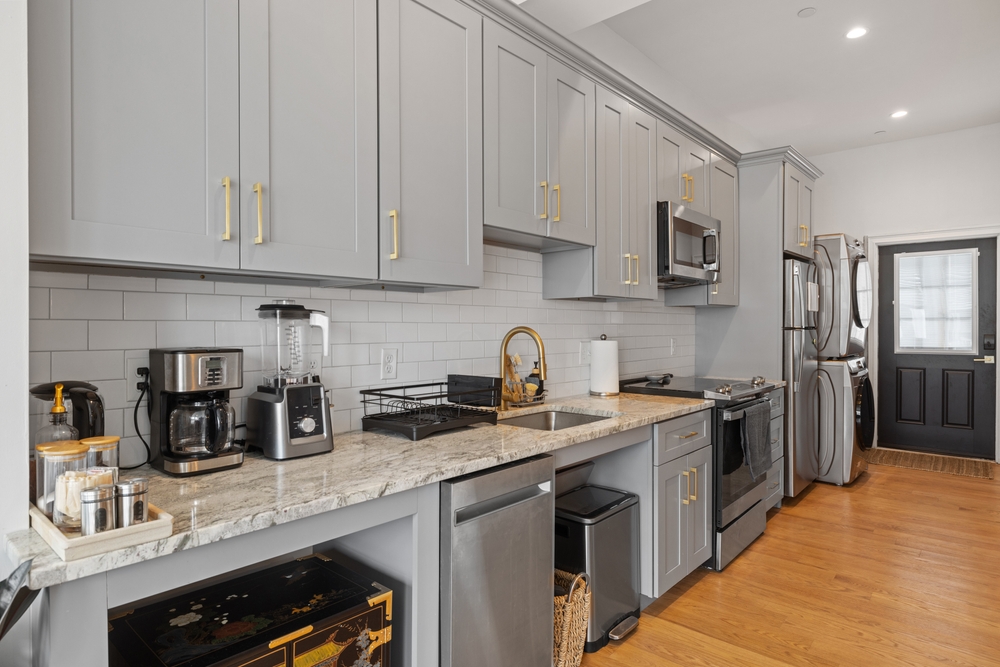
<box><xmin>891</xmin><ymin>110</ymin><xmax>908</xmax><ymax>118</ymax></box>
<box><xmin>797</xmin><ymin>7</ymin><xmax>817</xmax><ymax>18</ymax></box>
<box><xmin>846</xmin><ymin>27</ymin><xmax>868</xmax><ymax>39</ymax></box>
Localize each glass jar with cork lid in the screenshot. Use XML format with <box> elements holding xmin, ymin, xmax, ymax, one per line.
<box><xmin>39</xmin><ymin>442</ymin><xmax>89</xmax><ymax>522</ymax></box>
<box><xmin>82</xmin><ymin>435</ymin><xmax>120</xmax><ymax>478</ymax></box>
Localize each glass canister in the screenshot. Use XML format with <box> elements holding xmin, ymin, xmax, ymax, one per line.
<box><xmin>256</xmin><ymin>300</ymin><xmax>330</xmax><ymax>388</ymax></box>
<box><xmin>115</xmin><ymin>478</ymin><xmax>149</xmax><ymax>528</ymax></box>
<box><xmin>33</xmin><ymin>441</ymin><xmax>75</xmax><ymax>511</ymax></box>
<box><xmin>80</xmin><ymin>485</ymin><xmax>116</xmax><ymax>537</ymax></box>
<box><xmin>82</xmin><ymin>435</ymin><xmax>120</xmax><ymax>476</ymax></box>
<box><xmin>42</xmin><ymin>442</ymin><xmax>89</xmax><ymax>524</ymax></box>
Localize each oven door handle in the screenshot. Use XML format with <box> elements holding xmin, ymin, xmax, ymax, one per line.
<box><xmin>722</xmin><ymin>398</ymin><xmax>770</xmax><ymax>421</ymax></box>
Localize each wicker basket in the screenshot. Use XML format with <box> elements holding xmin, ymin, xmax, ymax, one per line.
<box><xmin>553</xmin><ymin>570</ymin><xmax>591</xmax><ymax>667</ymax></box>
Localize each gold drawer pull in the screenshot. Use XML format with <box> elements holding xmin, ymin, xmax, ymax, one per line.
<box><xmin>269</xmin><ymin>625</ymin><xmax>313</xmax><ymax>649</ymax></box>
<box><xmin>389</xmin><ymin>209</ymin><xmax>399</xmax><ymax>260</ymax></box>
<box><xmin>624</xmin><ymin>254</ymin><xmax>632</xmax><ymax>285</ymax></box>
<box><xmin>253</xmin><ymin>182</ymin><xmax>263</xmax><ymax>244</ymax></box>
<box><xmin>540</xmin><ymin>181</ymin><xmax>548</xmax><ymax>219</ymax></box>
<box><xmin>799</xmin><ymin>224</ymin><xmax>808</xmax><ymax>247</ymax></box>
<box><xmin>677</xmin><ymin>431</ymin><xmax>699</xmax><ymax>439</ymax></box>
<box><xmin>682</xmin><ymin>470</ymin><xmax>690</xmax><ymax>504</ymax></box>
<box><xmin>689</xmin><ymin>467</ymin><xmax>698</xmax><ymax>501</ymax></box>
<box><xmin>222</xmin><ymin>176</ymin><xmax>231</xmax><ymax>241</ymax></box>
<box><xmin>553</xmin><ymin>184</ymin><xmax>561</xmax><ymax>221</ymax></box>
<box><xmin>632</xmin><ymin>255</ymin><xmax>639</xmax><ymax>285</ymax></box>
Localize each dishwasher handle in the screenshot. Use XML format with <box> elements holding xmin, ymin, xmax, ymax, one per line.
<box><xmin>454</xmin><ymin>481</ymin><xmax>551</xmax><ymax>526</ymax></box>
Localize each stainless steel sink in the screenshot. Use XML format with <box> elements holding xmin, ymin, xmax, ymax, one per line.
<box><xmin>500</xmin><ymin>410</ymin><xmax>610</xmax><ymax>431</ymax></box>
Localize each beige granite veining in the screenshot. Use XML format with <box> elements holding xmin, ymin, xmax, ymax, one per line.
<box><xmin>5</xmin><ymin>393</ymin><xmax>711</xmax><ymax>589</ymax></box>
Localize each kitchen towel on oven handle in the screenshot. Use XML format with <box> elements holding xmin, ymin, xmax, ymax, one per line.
<box><xmin>740</xmin><ymin>401</ymin><xmax>773</xmax><ymax>479</ymax></box>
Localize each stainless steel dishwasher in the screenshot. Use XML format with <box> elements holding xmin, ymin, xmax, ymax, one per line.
<box><xmin>440</xmin><ymin>455</ymin><xmax>554</xmax><ymax>667</ymax></box>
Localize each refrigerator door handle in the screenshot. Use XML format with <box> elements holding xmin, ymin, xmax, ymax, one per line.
<box><xmin>794</xmin><ymin>329</ymin><xmax>804</xmax><ymax>391</ymax></box>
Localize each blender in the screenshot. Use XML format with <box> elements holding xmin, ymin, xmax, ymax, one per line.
<box><xmin>245</xmin><ymin>300</ymin><xmax>334</xmax><ymax>459</ymax></box>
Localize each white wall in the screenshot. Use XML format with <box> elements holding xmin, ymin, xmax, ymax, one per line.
<box><xmin>569</xmin><ymin>23</ymin><xmax>765</xmax><ymax>154</ymax></box>
<box><xmin>810</xmin><ymin>122</ymin><xmax>1000</xmax><ymax>240</ymax></box>
<box><xmin>29</xmin><ymin>248</ymin><xmax>695</xmax><ymax>467</ymax></box>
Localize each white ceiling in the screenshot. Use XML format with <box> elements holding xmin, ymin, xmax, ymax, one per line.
<box><xmin>519</xmin><ymin>0</ymin><xmax>1000</xmax><ymax>156</ymax></box>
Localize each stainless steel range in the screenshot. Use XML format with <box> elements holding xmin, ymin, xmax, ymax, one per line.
<box><xmin>622</xmin><ymin>375</ymin><xmax>778</xmax><ymax>570</ymax></box>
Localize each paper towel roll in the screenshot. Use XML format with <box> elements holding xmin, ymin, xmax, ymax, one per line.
<box><xmin>590</xmin><ymin>338</ymin><xmax>620</xmax><ymax>396</ymax></box>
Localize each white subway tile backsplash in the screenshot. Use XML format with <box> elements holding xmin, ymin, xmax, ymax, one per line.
<box><xmin>89</xmin><ymin>321</ymin><xmax>156</xmax><ymax>351</ymax></box>
<box><xmin>188</xmin><ymin>294</ymin><xmax>242</xmax><ymax>321</ymax></box>
<box><xmin>125</xmin><ymin>292</ymin><xmax>186</xmax><ymax>320</ymax></box>
<box><xmin>52</xmin><ymin>350</ymin><xmax>124</xmax><ymax>381</ymax></box>
<box><xmin>51</xmin><ymin>289</ymin><xmax>123</xmax><ymax>320</ymax></box>
<box><xmin>30</xmin><ymin>320</ymin><xmax>88</xmax><ymax>352</ymax></box>
<box><xmin>157</xmin><ymin>321</ymin><xmax>216</xmax><ymax>348</ymax></box>
<box><xmin>29</xmin><ymin>260</ymin><xmax>695</xmax><ymax>437</ymax></box>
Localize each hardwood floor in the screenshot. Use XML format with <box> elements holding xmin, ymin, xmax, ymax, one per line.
<box><xmin>583</xmin><ymin>464</ymin><xmax>1000</xmax><ymax>667</ymax></box>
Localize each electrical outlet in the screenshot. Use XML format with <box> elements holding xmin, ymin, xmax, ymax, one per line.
<box><xmin>380</xmin><ymin>348</ymin><xmax>398</xmax><ymax>380</ymax></box>
<box><xmin>579</xmin><ymin>341</ymin><xmax>592</xmax><ymax>365</ymax></box>
<box><xmin>670</xmin><ymin>338</ymin><xmax>676</xmax><ymax>356</ymax></box>
<box><xmin>126</xmin><ymin>356</ymin><xmax>150</xmax><ymax>402</ymax></box>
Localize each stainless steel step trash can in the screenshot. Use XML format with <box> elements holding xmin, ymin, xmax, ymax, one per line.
<box><xmin>554</xmin><ymin>482</ymin><xmax>640</xmax><ymax>652</ymax></box>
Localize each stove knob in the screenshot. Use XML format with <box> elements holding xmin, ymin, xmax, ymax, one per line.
<box><xmin>751</xmin><ymin>376</ymin><xmax>765</xmax><ymax>387</ymax></box>
<box><xmin>716</xmin><ymin>384</ymin><xmax>732</xmax><ymax>394</ymax></box>
<box><xmin>298</xmin><ymin>416</ymin><xmax>317</xmax><ymax>434</ymax></box>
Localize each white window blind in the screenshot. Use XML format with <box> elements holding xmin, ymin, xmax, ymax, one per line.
<box><xmin>894</xmin><ymin>248</ymin><xmax>978</xmax><ymax>354</ymax></box>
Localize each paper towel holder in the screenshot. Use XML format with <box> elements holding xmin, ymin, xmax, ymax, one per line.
<box><xmin>589</xmin><ymin>334</ymin><xmax>620</xmax><ymax>397</ymax></box>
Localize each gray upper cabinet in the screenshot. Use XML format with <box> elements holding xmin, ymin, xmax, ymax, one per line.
<box><xmin>378</xmin><ymin>0</ymin><xmax>483</xmax><ymax>288</ymax></box>
<box><xmin>29</xmin><ymin>0</ymin><xmax>241</xmax><ymax>270</ymax></box>
<box><xmin>483</xmin><ymin>21</ymin><xmax>547</xmax><ymax>239</ymax></box>
<box><xmin>708</xmin><ymin>154</ymin><xmax>739</xmax><ymax>306</ymax></box>
<box><xmin>594</xmin><ymin>87</ymin><xmax>630</xmax><ymax>299</ymax></box>
<box><xmin>239</xmin><ymin>0</ymin><xmax>378</xmax><ymax>280</ymax></box>
<box><xmin>629</xmin><ymin>104</ymin><xmax>658</xmax><ymax>301</ymax></box>
<box><xmin>783</xmin><ymin>162</ymin><xmax>814</xmax><ymax>259</ymax></box>
<box><xmin>547</xmin><ymin>58</ymin><xmax>597</xmax><ymax>247</ymax></box>
<box><xmin>656</xmin><ymin>121</ymin><xmax>710</xmax><ymax>216</ymax></box>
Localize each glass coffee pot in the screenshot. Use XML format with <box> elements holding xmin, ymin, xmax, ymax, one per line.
<box><xmin>168</xmin><ymin>398</ymin><xmax>236</xmax><ymax>456</ymax></box>
<box><xmin>256</xmin><ymin>300</ymin><xmax>330</xmax><ymax>387</ymax></box>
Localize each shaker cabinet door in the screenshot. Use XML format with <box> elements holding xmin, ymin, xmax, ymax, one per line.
<box><xmin>29</xmin><ymin>0</ymin><xmax>241</xmax><ymax>270</ymax></box>
<box><xmin>629</xmin><ymin>104</ymin><xmax>658</xmax><ymax>300</ymax></box>
<box><xmin>654</xmin><ymin>456</ymin><xmax>690</xmax><ymax>597</ymax></box>
<box><xmin>708</xmin><ymin>154</ymin><xmax>739</xmax><ymax>306</ymax></box>
<box><xmin>594</xmin><ymin>87</ymin><xmax>630</xmax><ymax>299</ymax></box>
<box><xmin>546</xmin><ymin>58</ymin><xmax>597</xmax><ymax>246</ymax></box>
<box><xmin>378</xmin><ymin>0</ymin><xmax>483</xmax><ymax>288</ymax></box>
<box><xmin>239</xmin><ymin>0</ymin><xmax>378</xmax><ymax>280</ymax></box>
<box><xmin>687</xmin><ymin>445</ymin><xmax>714</xmax><ymax>568</ymax></box>
<box><xmin>483</xmin><ymin>20</ymin><xmax>548</xmax><ymax>237</ymax></box>
<box><xmin>783</xmin><ymin>162</ymin><xmax>810</xmax><ymax>258</ymax></box>
<box><xmin>683</xmin><ymin>141</ymin><xmax>712</xmax><ymax>216</ymax></box>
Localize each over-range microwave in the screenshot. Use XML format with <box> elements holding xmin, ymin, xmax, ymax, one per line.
<box><xmin>657</xmin><ymin>201</ymin><xmax>720</xmax><ymax>288</ymax></box>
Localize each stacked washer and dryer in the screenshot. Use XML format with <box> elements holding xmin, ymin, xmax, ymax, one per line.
<box><xmin>813</xmin><ymin>234</ymin><xmax>877</xmax><ymax>485</ymax></box>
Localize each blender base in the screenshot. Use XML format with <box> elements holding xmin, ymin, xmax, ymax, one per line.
<box><xmin>245</xmin><ymin>383</ymin><xmax>334</xmax><ymax>460</ymax></box>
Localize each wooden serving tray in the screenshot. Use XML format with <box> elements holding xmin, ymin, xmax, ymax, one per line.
<box><xmin>29</xmin><ymin>503</ymin><xmax>173</xmax><ymax>562</ymax></box>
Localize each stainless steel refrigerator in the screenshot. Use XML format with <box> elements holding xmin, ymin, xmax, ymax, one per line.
<box><xmin>784</xmin><ymin>258</ymin><xmax>819</xmax><ymax>496</ymax></box>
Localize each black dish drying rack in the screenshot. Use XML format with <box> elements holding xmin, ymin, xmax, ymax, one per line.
<box><xmin>360</xmin><ymin>375</ymin><xmax>500</xmax><ymax>440</ymax></box>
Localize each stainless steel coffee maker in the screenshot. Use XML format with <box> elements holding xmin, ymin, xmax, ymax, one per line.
<box><xmin>246</xmin><ymin>300</ymin><xmax>334</xmax><ymax>459</ymax></box>
<box><xmin>149</xmin><ymin>348</ymin><xmax>244</xmax><ymax>476</ymax></box>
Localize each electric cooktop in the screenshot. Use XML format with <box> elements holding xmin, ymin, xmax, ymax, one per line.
<box><xmin>621</xmin><ymin>374</ymin><xmax>776</xmax><ymax>402</ymax></box>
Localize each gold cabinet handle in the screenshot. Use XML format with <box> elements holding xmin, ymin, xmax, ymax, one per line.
<box><xmin>690</xmin><ymin>173</ymin><xmax>695</xmax><ymax>203</ymax></box>
<box><xmin>632</xmin><ymin>255</ymin><xmax>639</xmax><ymax>285</ymax></box>
<box><xmin>681</xmin><ymin>174</ymin><xmax>691</xmax><ymax>202</ymax></box>
<box><xmin>624</xmin><ymin>254</ymin><xmax>632</xmax><ymax>285</ymax></box>
<box><xmin>222</xmin><ymin>176</ymin><xmax>231</xmax><ymax>241</ymax></box>
<box><xmin>690</xmin><ymin>467</ymin><xmax>698</xmax><ymax>501</ymax></box>
<box><xmin>799</xmin><ymin>224</ymin><xmax>808</xmax><ymax>247</ymax></box>
<box><xmin>553</xmin><ymin>184</ymin><xmax>561</xmax><ymax>222</ymax></box>
<box><xmin>389</xmin><ymin>210</ymin><xmax>399</xmax><ymax>260</ymax></box>
<box><xmin>253</xmin><ymin>182</ymin><xmax>263</xmax><ymax>244</ymax></box>
<box><xmin>682</xmin><ymin>470</ymin><xmax>690</xmax><ymax>504</ymax></box>
<box><xmin>540</xmin><ymin>181</ymin><xmax>548</xmax><ymax>220</ymax></box>
<box><xmin>677</xmin><ymin>430</ymin><xmax>699</xmax><ymax>439</ymax></box>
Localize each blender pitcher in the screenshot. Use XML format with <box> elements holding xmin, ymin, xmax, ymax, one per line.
<box><xmin>257</xmin><ymin>300</ymin><xmax>330</xmax><ymax>387</ymax></box>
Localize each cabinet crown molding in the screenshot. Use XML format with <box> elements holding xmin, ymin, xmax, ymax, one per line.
<box><xmin>737</xmin><ymin>146</ymin><xmax>823</xmax><ymax>181</ymax></box>
<box><xmin>467</xmin><ymin>0</ymin><xmax>742</xmax><ymax>165</ymax></box>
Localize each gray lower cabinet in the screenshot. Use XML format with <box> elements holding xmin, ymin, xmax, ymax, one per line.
<box><xmin>656</xmin><ymin>120</ymin><xmax>711</xmax><ymax>217</ymax></box>
<box><xmin>239</xmin><ymin>0</ymin><xmax>378</xmax><ymax>279</ymax></box>
<box><xmin>378</xmin><ymin>0</ymin><xmax>483</xmax><ymax>288</ymax></box>
<box><xmin>653</xmin><ymin>443</ymin><xmax>713</xmax><ymax>597</ymax></box>
<box><xmin>543</xmin><ymin>91</ymin><xmax>656</xmax><ymax>301</ymax></box>
<box><xmin>783</xmin><ymin>161</ymin><xmax>815</xmax><ymax>260</ymax></box>
<box><xmin>28</xmin><ymin>0</ymin><xmax>241</xmax><ymax>271</ymax></box>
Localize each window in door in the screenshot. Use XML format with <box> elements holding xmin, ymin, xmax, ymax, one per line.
<box><xmin>894</xmin><ymin>248</ymin><xmax>978</xmax><ymax>354</ymax></box>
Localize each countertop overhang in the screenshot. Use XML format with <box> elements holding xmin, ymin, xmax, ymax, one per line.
<box><xmin>5</xmin><ymin>393</ymin><xmax>711</xmax><ymax>589</ymax></box>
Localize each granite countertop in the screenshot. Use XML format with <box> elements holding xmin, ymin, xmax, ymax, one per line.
<box><xmin>5</xmin><ymin>393</ymin><xmax>711</xmax><ymax>589</ymax></box>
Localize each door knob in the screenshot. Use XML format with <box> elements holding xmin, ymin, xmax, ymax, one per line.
<box><xmin>973</xmin><ymin>356</ymin><xmax>995</xmax><ymax>364</ymax></box>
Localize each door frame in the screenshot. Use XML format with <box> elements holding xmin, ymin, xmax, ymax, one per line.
<box><xmin>866</xmin><ymin>226</ymin><xmax>1000</xmax><ymax>463</ymax></box>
